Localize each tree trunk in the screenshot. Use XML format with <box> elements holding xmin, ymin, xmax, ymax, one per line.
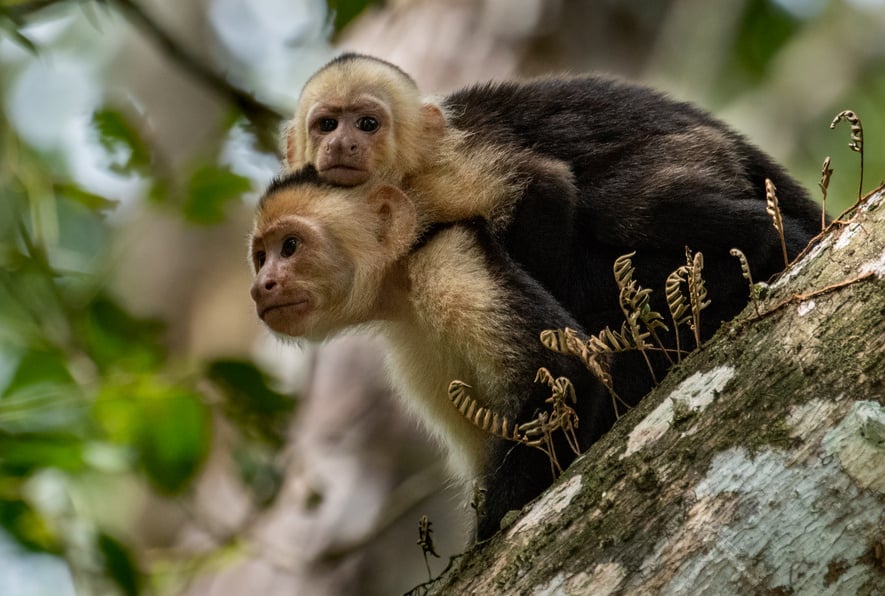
<box><xmin>418</xmin><ymin>186</ymin><xmax>885</xmax><ymax>595</ymax></box>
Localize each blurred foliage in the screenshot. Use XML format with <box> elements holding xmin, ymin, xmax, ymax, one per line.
<box><xmin>0</xmin><ymin>114</ymin><xmax>296</xmax><ymax>592</ymax></box>
<box><xmin>729</xmin><ymin>0</ymin><xmax>801</xmax><ymax>88</ymax></box>
<box><xmin>0</xmin><ymin>0</ymin><xmax>883</xmax><ymax>594</ymax></box>
<box><xmin>328</xmin><ymin>0</ymin><xmax>384</xmax><ymax>33</ymax></box>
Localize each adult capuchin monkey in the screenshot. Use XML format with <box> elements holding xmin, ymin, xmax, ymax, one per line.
<box><xmin>249</xmin><ymin>166</ymin><xmax>612</xmax><ymax>541</ymax></box>
<box><xmin>284</xmin><ymin>53</ymin><xmax>823</xmax><ymax>403</ymax></box>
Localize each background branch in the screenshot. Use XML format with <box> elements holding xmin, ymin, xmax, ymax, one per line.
<box><xmin>7</xmin><ymin>0</ymin><xmax>285</xmax><ymax>148</ymax></box>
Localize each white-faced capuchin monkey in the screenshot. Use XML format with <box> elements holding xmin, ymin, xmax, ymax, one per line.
<box><xmin>249</xmin><ymin>166</ymin><xmax>612</xmax><ymax>542</ymax></box>
<box><xmin>284</xmin><ymin>53</ymin><xmax>823</xmax><ymax>403</ymax></box>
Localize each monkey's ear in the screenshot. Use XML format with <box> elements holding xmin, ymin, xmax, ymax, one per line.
<box><xmin>421</xmin><ymin>103</ymin><xmax>446</xmax><ymax>141</ymax></box>
<box><xmin>368</xmin><ymin>185</ymin><xmax>418</xmax><ymax>256</ymax></box>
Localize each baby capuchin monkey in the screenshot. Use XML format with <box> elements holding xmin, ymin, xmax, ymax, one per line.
<box><xmin>250</xmin><ymin>165</ymin><xmax>612</xmax><ymax>541</ymax></box>
<box><xmin>285</xmin><ymin>54</ymin><xmax>823</xmax><ymax>402</ymax></box>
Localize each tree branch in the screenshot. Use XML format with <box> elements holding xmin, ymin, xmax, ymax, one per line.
<box><xmin>109</xmin><ymin>0</ymin><xmax>284</xmax><ymax>125</ymax></box>
<box><xmin>7</xmin><ymin>0</ymin><xmax>286</xmax><ymax>146</ymax></box>
<box><xmin>2</xmin><ymin>0</ymin><xmax>67</xmax><ymax>20</ymax></box>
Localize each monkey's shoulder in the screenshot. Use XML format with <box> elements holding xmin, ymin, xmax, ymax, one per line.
<box><xmin>407</xmin><ymin>221</ymin><xmax>497</xmax><ymax>293</ymax></box>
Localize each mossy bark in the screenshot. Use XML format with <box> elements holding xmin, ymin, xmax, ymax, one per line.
<box><xmin>418</xmin><ymin>187</ymin><xmax>885</xmax><ymax>596</ymax></box>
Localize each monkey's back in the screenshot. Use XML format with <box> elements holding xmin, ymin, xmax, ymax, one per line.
<box><xmin>443</xmin><ymin>75</ymin><xmax>823</xmax><ymax>403</ymax></box>
<box><xmin>443</xmin><ymin>76</ymin><xmax>819</xmax><ymax>233</ymax></box>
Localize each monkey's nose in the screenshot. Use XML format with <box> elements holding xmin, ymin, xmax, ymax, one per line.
<box><xmin>250</xmin><ymin>277</ymin><xmax>276</xmax><ymax>301</ymax></box>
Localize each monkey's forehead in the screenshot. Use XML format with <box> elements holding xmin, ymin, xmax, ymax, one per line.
<box><xmin>255</xmin><ymin>184</ymin><xmax>363</xmax><ymax>229</ymax></box>
<box><xmin>301</xmin><ymin>61</ymin><xmax>421</xmax><ymax>106</ymax></box>
<box><xmin>256</xmin><ymin>187</ymin><xmax>324</xmax><ymax>223</ymax></box>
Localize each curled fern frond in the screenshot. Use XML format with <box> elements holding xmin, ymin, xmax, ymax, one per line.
<box><xmin>830</xmin><ymin>109</ymin><xmax>864</xmax><ymax>200</ymax></box>
<box><xmin>447</xmin><ymin>374</ymin><xmax>582</xmax><ymax>479</ymax></box>
<box><xmin>586</xmin><ymin>324</ymin><xmax>644</xmax><ymax>353</ymax></box>
<box><xmin>765</xmin><ymin>178</ymin><xmax>789</xmax><ymax>268</ymax></box>
<box><xmin>819</xmin><ymin>156</ymin><xmax>833</xmax><ymax>231</ymax></box>
<box><xmin>613</xmin><ymin>251</ymin><xmax>637</xmax><ymax>290</ymax></box>
<box><xmin>830</xmin><ymin>110</ymin><xmax>863</xmax><ymax>152</ymax></box>
<box><xmin>540</xmin><ymin>327</ymin><xmax>585</xmax><ymax>360</ymax></box>
<box><xmin>535</xmin><ymin>367</ymin><xmax>580</xmax><ymax>456</ymax></box>
<box><xmin>534</xmin><ymin>367</ymin><xmax>577</xmax><ymax>404</ymax></box>
<box><xmin>534</xmin><ymin>366</ymin><xmax>555</xmax><ymax>387</ymax></box>
<box><xmin>687</xmin><ymin>250</ymin><xmax>711</xmax><ymax>349</ymax></box>
<box><xmin>448</xmin><ymin>381</ymin><xmax>519</xmax><ymax>441</ymax></box>
<box><xmin>665</xmin><ymin>264</ymin><xmax>690</xmax><ymax>361</ymax></box>
<box><xmin>541</xmin><ymin>328</ymin><xmax>592</xmax><ymax>380</ymax></box>
<box><xmin>612</xmin><ymin>252</ymin><xmax>670</xmax><ymax>372</ymax></box>
<box><xmin>518</xmin><ymin>411</ymin><xmax>563</xmax><ymax>476</ymax></box>
<box><xmin>729</xmin><ymin>248</ymin><xmax>753</xmax><ymax>288</ymax></box>
<box><xmin>665</xmin><ymin>266</ymin><xmax>691</xmax><ymax>324</ymax></box>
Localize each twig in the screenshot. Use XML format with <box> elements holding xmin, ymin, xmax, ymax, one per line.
<box><xmin>747</xmin><ymin>272</ymin><xmax>876</xmax><ymax>322</ymax></box>
<box><xmin>109</xmin><ymin>0</ymin><xmax>283</xmax><ymax>126</ymax></box>
<box><xmin>8</xmin><ymin>0</ymin><xmax>285</xmax><ymax>146</ymax></box>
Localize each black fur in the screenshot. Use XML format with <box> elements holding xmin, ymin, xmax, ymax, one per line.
<box><xmin>260</xmin><ymin>163</ymin><xmax>327</xmax><ymax>208</ymax></box>
<box><xmin>443</xmin><ymin>76</ymin><xmax>821</xmax><ymax>402</ymax></box>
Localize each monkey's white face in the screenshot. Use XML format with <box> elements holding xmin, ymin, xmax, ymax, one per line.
<box><xmin>305</xmin><ymin>96</ymin><xmax>393</xmax><ymax>186</ymax></box>
<box><xmin>249</xmin><ymin>184</ymin><xmax>418</xmax><ymax>341</ymax></box>
<box><xmin>249</xmin><ymin>209</ymin><xmax>360</xmax><ymax>340</ymax></box>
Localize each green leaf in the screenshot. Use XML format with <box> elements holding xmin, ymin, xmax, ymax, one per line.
<box><xmin>97</xmin><ymin>532</ymin><xmax>141</xmax><ymax>596</ymax></box>
<box><xmin>732</xmin><ymin>0</ymin><xmax>800</xmax><ymax>81</ymax></box>
<box><xmin>207</xmin><ymin>359</ymin><xmax>295</xmax><ymax>447</ymax></box>
<box><xmin>53</xmin><ymin>182</ymin><xmax>119</xmax><ymax>215</ymax></box>
<box><xmin>77</xmin><ymin>294</ymin><xmax>166</xmax><ymax>374</ymax></box>
<box><xmin>0</xmin><ymin>353</ymin><xmax>86</xmax><ymax>435</ymax></box>
<box><xmin>136</xmin><ymin>387</ymin><xmax>209</xmax><ymax>494</ymax></box>
<box><xmin>94</xmin><ymin>378</ymin><xmax>210</xmax><ymax>494</ymax></box>
<box><xmin>2</xmin><ymin>349</ymin><xmax>73</xmax><ymax>396</ymax></box>
<box><xmin>327</xmin><ymin>0</ymin><xmax>382</xmax><ymax>33</ymax></box>
<box><xmin>183</xmin><ymin>165</ymin><xmax>252</xmax><ymax>225</ymax></box>
<box><xmin>92</xmin><ymin>108</ymin><xmax>151</xmax><ymax>175</ymax></box>
<box><xmin>0</xmin><ymin>433</ymin><xmax>85</xmax><ymax>476</ymax></box>
<box><xmin>0</xmin><ymin>497</ymin><xmax>59</xmax><ymax>553</ymax></box>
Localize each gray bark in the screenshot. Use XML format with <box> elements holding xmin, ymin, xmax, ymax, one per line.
<box><xmin>419</xmin><ymin>187</ymin><xmax>885</xmax><ymax>595</ymax></box>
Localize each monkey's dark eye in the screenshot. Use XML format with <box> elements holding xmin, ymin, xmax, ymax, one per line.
<box><xmin>281</xmin><ymin>237</ymin><xmax>298</xmax><ymax>258</ymax></box>
<box><xmin>318</xmin><ymin>118</ymin><xmax>338</xmax><ymax>132</ymax></box>
<box><xmin>356</xmin><ymin>116</ymin><xmax>379</xmax><ymax>132</ymax></box>
<box><xmin>254</xmin><ymin>250</ymin><xmax>266</xmax><ymax>270</ymax></box>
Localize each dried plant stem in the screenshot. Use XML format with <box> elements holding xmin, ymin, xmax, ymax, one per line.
<box><xmin>830</xmin><ymin>110</ymin><xmax>864</xmax><ymax>201</ymax></box>
<box><xmin>765</xmin><ymin>179</ymin><xmax>789</xmax><ymax>267</ymax></box>
<box><xmin>688</xmin><ymin>251</ymin><xmax>710</xmax><ymax>349</ymax></box>
<box><xmin>818</xmin><ymin>156</ymin><xmax>833</xmax><ymax>232</ymax></box>
<box><xmin>729</xmin><ymin>248</ymin><xmax>753</xmax><ymax>288</ymax></box>
<box><xmin>417</xmin><ymin>516</ymin><xmax>439</xmax><ymax>582</ymax></box>
<box><xmin>665</xmin><ymin>265</ymin><xmax>690</xmax><ymax>362</ymax></box>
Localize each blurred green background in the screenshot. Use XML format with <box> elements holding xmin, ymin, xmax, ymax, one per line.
<box><xmin>1</xmin><ymin>0</ymin><xmax>883</xmax><ymax>594</ymax></box>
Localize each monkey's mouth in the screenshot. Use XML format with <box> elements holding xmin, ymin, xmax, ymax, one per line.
<box><xmin>258</xmin><ymin>299</ymin><xmax>311</xmax><ymax>320</ymax></box>
<box><xmin>319</xmin><ymin>165</ymin><xmax>370</xmax><ymax>186</ymax></box>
